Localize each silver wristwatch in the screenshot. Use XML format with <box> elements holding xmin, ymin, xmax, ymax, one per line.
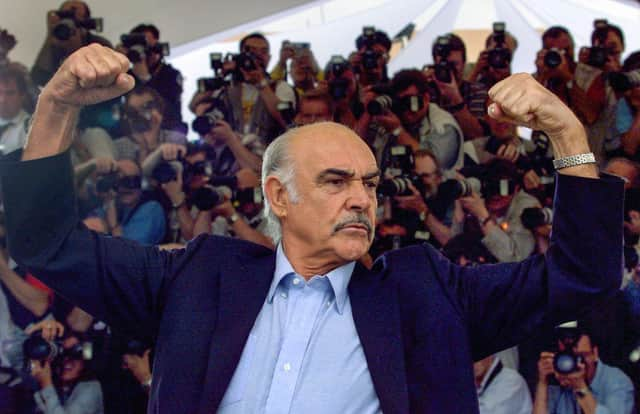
<box><xmin>552</xmin><ymin>153</ymin><xmax>596</xmax><ymax>170</ymax></box>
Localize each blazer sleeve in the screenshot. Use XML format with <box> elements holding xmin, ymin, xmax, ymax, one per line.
<box><xmin>0</xmin><ymin>150</ymin><xmax>192</xmax><ymax>340</ymax></box>
<box><xmin>423</xmin><ymin>173</ymin><xmax>625</xmax><ymax>360</ymax></box>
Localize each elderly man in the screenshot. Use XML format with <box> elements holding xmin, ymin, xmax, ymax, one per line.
<box><xmin>0</xmin><ymin>45</ymin><xmax>623</xmax><ymax>413</ymax></box>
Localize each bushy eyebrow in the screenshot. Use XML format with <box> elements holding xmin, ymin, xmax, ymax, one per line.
<box><xmin>316</xmin><ymin>168</ymin><xmax>381</xmax><ymax>182</ymax></box>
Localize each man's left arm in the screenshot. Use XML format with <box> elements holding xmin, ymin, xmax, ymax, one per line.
<box><xmin>429</xmin><ymin>74</ymin><xmax>623</xmax><ymax>358</ymax></box>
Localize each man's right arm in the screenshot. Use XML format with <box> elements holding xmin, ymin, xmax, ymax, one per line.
<box><xmin>2</xmin><ymin>45</ymin><xmax>178</xmax><ymax>339</ymax></box>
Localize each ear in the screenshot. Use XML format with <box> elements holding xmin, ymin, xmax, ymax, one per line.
<box><xmin>263</xmin><ymin>175</ymin><xmax>289</xmax><ymax>219</ymax></box>
<box><xmin>593</xmin><ymin>345</ymin><xmax>599</xmax><ymax>361</ymax></box>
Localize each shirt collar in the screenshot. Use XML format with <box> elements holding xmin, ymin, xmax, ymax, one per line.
<box><xmin>0</xmin><ymin>110</ymin><xmax>27</xmax><ymax>126</ymax></box>
<box><xmin>477</xmin><ymin>357</ymin><xmax>501</xmax><ymax>394</ymax></box>
<box><xmin>267</xmin><ymin>243</ymin><xmax>356</xmax><ymax>314</ymax></box>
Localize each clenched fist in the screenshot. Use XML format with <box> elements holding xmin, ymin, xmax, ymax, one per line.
<box><xmin>42</xmin><ymin>43</ymin><xmax>134</xmax><ymax>108</ymax></box>
<box><xmin>487</xmin><ymin>73</ymin><xmax>595</xmax><ymax>178</ymax></box>
<box><xmin>487</xmin><ymin>73</ymin><xmax>580</xmax><ymax>139</ymax></box>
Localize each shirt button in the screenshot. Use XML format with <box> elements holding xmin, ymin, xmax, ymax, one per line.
<box><xmin>327</xmin><ymin>300</ymin><xmax>333</xmax><ymax>307</ymax></box>
<box><xmin>292</xmin><ymin>278</ymin><xmax>301</xmax><ymax>286</ymax></box>
<box><xmin>280</xmin><ymin>292</ymin><xmax>288</xmax><ymax>299</ymax></box>
<box><xmin>283</xmin><ymin>363</ymin><xmax>291</xmax><ymax>372</ymax></box>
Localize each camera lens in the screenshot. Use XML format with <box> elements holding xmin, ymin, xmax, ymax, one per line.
<box><xmin>544</xmin><ymin>50</ymin><xmax>562</xmax><ymax>69</ymax></box>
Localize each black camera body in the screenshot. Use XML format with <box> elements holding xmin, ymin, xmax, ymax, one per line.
<box><xmin>432</xmin><ymin>36</ymin><xmax>454</xmax><ymax>83</ymax></box>
<box><xmin>53</xmin><ymin>9</ymin><xmax>103</xmax><ymax>41</ymax></box>
<box><xmin>609</xmin><ymin>69</ymin><xmax>640</xmax><ymax>93</ymax></box>
<box><xmin>192</xmin><ymin>104</ymin><xmax>227</xmax><ymax>136</ymax></box>
<box><xmin>544</xmin><ymin>48</ymin><xmax>564</xmax><ymax>69</ymax></box>
<box><xmin>23</xmin><ymin>332</ymin><xmax>92</xmax><ymax>363</ymax></box>
<box><xmin>327</xmin><ymin>55</ymin><xmax>351</xmax><ymax>100</ymax></box>
<box><xmin>548</xmin><ymin>326</ymin><xmax>584</xmax><ymax>375</ymax></box>
<box><xmin>488</xmin><ymin>22</ymin><xmax>511</xmax><ymax>69</ymax></box>
<box><xmin>120</xmin><ymin>33</ymin><xmax>169</xmax><ymax>64</ymax></box>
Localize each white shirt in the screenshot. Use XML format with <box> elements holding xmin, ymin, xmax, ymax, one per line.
<box><xmin>476</xmin><ymin>357</ymin><xmax>532</xmax><ymax>414</ymax></box>
<box><xmin>0</xmin><ymin>110</ymin><xmax>30</xmax><ymax>155</ymax></box>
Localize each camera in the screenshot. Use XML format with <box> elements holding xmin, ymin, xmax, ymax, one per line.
<box><xmin>233</xmin><ymin>52</ymin><xmax>258</xmax><ymax>72</ymax></box>
<box><xmin>608</xmin><ymin>69</ymin><xmax>640</xmax><ymax>93</ymax></box>
<box><xmin>327</xmin><ymin>55</ymin><xmax>351</xmax><ymax>100</ymax></box>
<box><xmin>367</xmin><ymin>94</ymin><xmax>393</xmax><ymax>116</ymax></box>
<box><xmin>52</xmin><ymin>9</ymin><xmax>103</xmax><ymax>41</ymax></box>
<box><xmin>96</xmin><ymin>173</ymin><xmax>142</xmax><ymax>193</ymax></box>
<box><xmin>521</xmin><ymin>207</ymin><xmax>553</xmax><ymax>230</ymax></box>
<box><xmin>190</xmin><ymin>186</ymin><xmax>227</xmax><ymax>211</ymax></box>
<box><xmin>544</xmin><ymin>48</ymin><xmax>564</xmax><ymax>69</ymax></box>
<box><xmin>383</xmin><ymin>145</ymin><xmax>414</xmax><ymax>178</ymax></box>
<box><xmin>437</xmin><ymin>177</ymin><xmax>482</xmax><ymax>202</ymax></box>
<box><xmin>550</xmin><ymin>324</ymin><xmax>584</xmax><ymax>375</ymax></box>
<box><xmin>197</xmin><ymin>77</ymin><xmax>227</xmax><ymax>93</ymax></box>
<box><xmin>433</xmin><ymin>36</ymin><xmax>453</xmax><ymax>83</ymax></box>
<box><xmin>120</xmin><ymin>33</ymin><xmax>169</xmax><ymax>64</ymax></box>
<box><xmin>488</xmin><ymin>22</ymin><xmax>511</xmax><ymax>69</ymax></box>
<box><xmin>23</xmin><ymin>331</ymin><xmax>92</xmax><ymax>363</ymax></box>
<box><xmin>378</xmin><ymin>175</ymin><xmax>423</xmax><ymax>197</ymax></box>
<box><xmin>192</xmin><ymin>104</ymin><xmax>227</xmax><ymax>136</ymax></box>
<box><xmin>282</xmin><ymin>40</ymin><xmax>310</xmax><ymax>54</ymax></box>
<box><xmin>358</xmin><ymin>26</ymin><xmax>383</xmax><ymax>71</ymax></box>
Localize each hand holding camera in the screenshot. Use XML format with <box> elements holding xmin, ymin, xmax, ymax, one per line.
<box><xmin>24</xmin><ymin>319</ymin><xmax>66</xmax><ymax>389</ymax></box>
<box><xmin>123</xmin><ymin>349</ymin><xmax>152</xmax><ymax>386</ymax></box>
<box><xmin>159</xmin><ymin>143</ymin><xmax>186</xmax><ymax>161</ymax></box>
<box><xmin>209</xmin><ymin>119</ymin><xmax>236</xmax><ymax>143</ymax></box>
<box><xmin>394</xmin><ymin>183</ymin><xmax>429</xmax><ymax>216</ymax></box>
<box><xmin>93</xmin><ymin>157</ymin><xmax>118</xmax><ymax>175</ymax></box>
<box><xmin>459</xmin><ymin>191</ymin><xmax>490</xmax><ymax>220</ymax></box>
<box><xmin>0</xmin><ymin>29</ymin><xmax>17</xmax><ymax>62</ymax></box>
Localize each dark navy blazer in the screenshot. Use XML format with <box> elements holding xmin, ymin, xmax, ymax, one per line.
<box><xmin>0</xmin><ymin>151</ymin><xmax>624</xmax><ymax>413</ymax></box>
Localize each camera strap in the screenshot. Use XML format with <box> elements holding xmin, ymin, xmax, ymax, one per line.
<box><xmin>478</xmin><ymin>359</ymin><xmax>503</xmax><ymax>397</ymax></box>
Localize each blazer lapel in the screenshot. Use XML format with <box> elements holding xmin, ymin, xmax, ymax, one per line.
<box><xmin>349</xmin><ymin>261</ymin><xmax>410</xmax><ymax>414</ymax></box>
<box><xmin>197</xmin><ymin>250</ymin><xmax>275</xmax><ymax>413</ymax></box>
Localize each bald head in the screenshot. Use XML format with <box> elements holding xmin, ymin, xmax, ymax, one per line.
<box><xmin>262</xmin><ymin>122</ymin><xmax>379</xmax><ymax>271</ymax></box>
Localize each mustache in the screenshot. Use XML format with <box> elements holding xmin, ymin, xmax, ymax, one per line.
<box><xmin>333</xmin><ymin>214</ymin><xmax>373</xmax><ymax>236</ymax></box>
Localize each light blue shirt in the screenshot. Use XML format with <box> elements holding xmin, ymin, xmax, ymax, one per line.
<box><xmin>547</xmin><ymin>360</ymin><xmax>635</xmax><ymax>414</ymax></box>
<box><xmin>217</xmin><ymin>244</ymin><xmax>381</xmax><ymax>414</ymax></box>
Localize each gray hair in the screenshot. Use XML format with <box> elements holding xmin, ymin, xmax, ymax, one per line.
<box><xmin>261</xmin><ymin>128</ymin><xmax>300</xmax><ymax>243</ymax></box>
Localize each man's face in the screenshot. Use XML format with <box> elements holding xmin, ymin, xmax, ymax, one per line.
<box><xmin>295</xmin><ymin>99</ymin><xmax>331</xmax><ymax>126</ymax></box>
<box><xmin>291</xmin><ymin>53</ymin><xmax>314</xmax><ymax>84</ymax></box>
<box><xmin>593</xmin><ymin>30</ymin><xmax>623</xmax><ymax>66</ymax></box>
<box><xmin>414</xmin><ymin>155</ymin><xmax>441</xmax><ymax>198</ymax></box>
<box><xmin>485</xmin><ymin>179</ymin><xmax>516</xmax><ymax>215</ymax></box>
<box><xmin>0</xmin><ymin>79</ymin><xmax>23</xmax><ymax>120</ymax></box>
<box><xmin>126</xmin><ymin>92</ymin><xmax>163</xmax><ymax>130</ymax></box>
<box><xmin>556</xmin><ymin>335</ymin><xmax>598</xmax><ymax>385</ymax></box>
<box><xmin>396</xmin><ymin>85</ymin><xmax>429</xmax><ymax>127</ymax></box>
<box><xmin>544</xmin><ymin>33</ymin><xmax>574</xmax><ymax>62</ymax></box>
<box><xmin>279</xmin><ymin>125</ymin><xmax>379</xmax><ymax>264</ymax></box>
<box><xmin>242</xmin><ymin>37</ymin><xmax>270</xmax><ymax>70</ymax></box>
<box><xmin>116</xmin><ymin>160</ymin><xmax>142</xmax><ymax>206</ymax></box>
<box><xmin>358</xmin><ymin>43</ymin><xmax>387</xmax><ymax>81</ymax></box>
<box><xmin>604</xmin><ymin>160</ymin><xmax>638</xmax><ymax>190</ymax></box>
<box><xmin>59</xmin><ymin>336</ymin><xmax>84</xmax><ymax>382</ymax></box>
<box><xmin>185</xmin><ymin>152</ymin><xmax>208</xmax><ymax>190</ymax></box>
<box><xmin>435</xmin><ymin>50</ymin><xmax>465</xmax><ymax>82</ymax></box>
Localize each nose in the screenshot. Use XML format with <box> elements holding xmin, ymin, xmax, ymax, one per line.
<box><xmin>345</xmin><ymin>180</ymin><xmax>372</xmax><ymax>212</ymax></box>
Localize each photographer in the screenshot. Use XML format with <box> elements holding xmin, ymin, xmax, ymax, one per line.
<box><xmin>533</xmin><ymin>326</ymin><xmax>634</xmax><ymax>414</ymax></box>
<box><xmin>425</xmin><ymin>34</ymin><xmax>489</xmax><ymax>140</ymax></box>
<box><xmin>616</xmin><ymin>52</ymin><xmax>640</xmax><ymax>159</ymax></box>
<box><xmin>460</xmin><ymin>159</ymin><xmax>540</xmax><ymax>263</ymax></box>
<box><xmin>0</xmin><ymin>65</ymin><xmax>31</xmax><ymax>154</ymax></box>
<box><xmin>573</xmin><ymin>20</ymin><xmax>625</xmax><ymax>163</ymax></box>
<box><xmin>468</xmin><ymin>23</ymin><xmax>517</xmax><ymax>88</ymax></box>
<box><xmin>322</xmin><ymin>56</ymin><xmax>360</xmax><ymax>129</ymax></box>
<box><xmin>393</xmin><ymin>149</ymin><xmax>464</xmax><ymax>247</ymax></box>
<box><xmin>534</xmin><ymin>26</ymin><xmax>577</xmax><ymax>105</ymax></box>
<box><xmin>363</xmin><ymin>69</ymin><xmax>463</xmax><ymax>172</ymax></box>
<box><xmin>113</xmin><ymin>86</ymin><xmax>187</xmax><ymax>167</ymax></box>
<box><xmin>31</xmin><ymin>1</ymin><xmax>110</xmax><ymax>87</ymax></box>
<box><xmin>122</xmin><ymin>24</ymin><xmax>184</xmax><ymax>133</ymax></box>
<box><xmin>351</xmin><ymin>27</ymin><xmax>391</xmax><ymax>89</ymax></box>
<box><xmin>93</xmin><ymin>160</ymin><xmax>166</xmax><ymax>245</ymax></box>
<box><xmin>13</xmin><ymin>319</ymin><xmax>103</xmax><ymax>414</ymax></box>
<box><xmin>271</xmin><ymin>42</ymin><xmax>321</xmax><ymax>96</ymax></box>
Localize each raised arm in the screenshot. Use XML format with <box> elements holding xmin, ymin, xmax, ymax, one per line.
<box><xmin>1</xmin><ymin>45</ymin><xmax>183</xmax><ymax>340</ymax></box>
<box><xmin>434</xmin><ymin>73</ymin><xmax>621</xmax><ymax>358</ymax></box>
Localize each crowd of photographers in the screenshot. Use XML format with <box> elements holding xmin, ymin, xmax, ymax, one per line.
<box><xmin>1</xmin><ymin>1</ymin><xmax>640</xmax><ymax>412</ymax></box>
